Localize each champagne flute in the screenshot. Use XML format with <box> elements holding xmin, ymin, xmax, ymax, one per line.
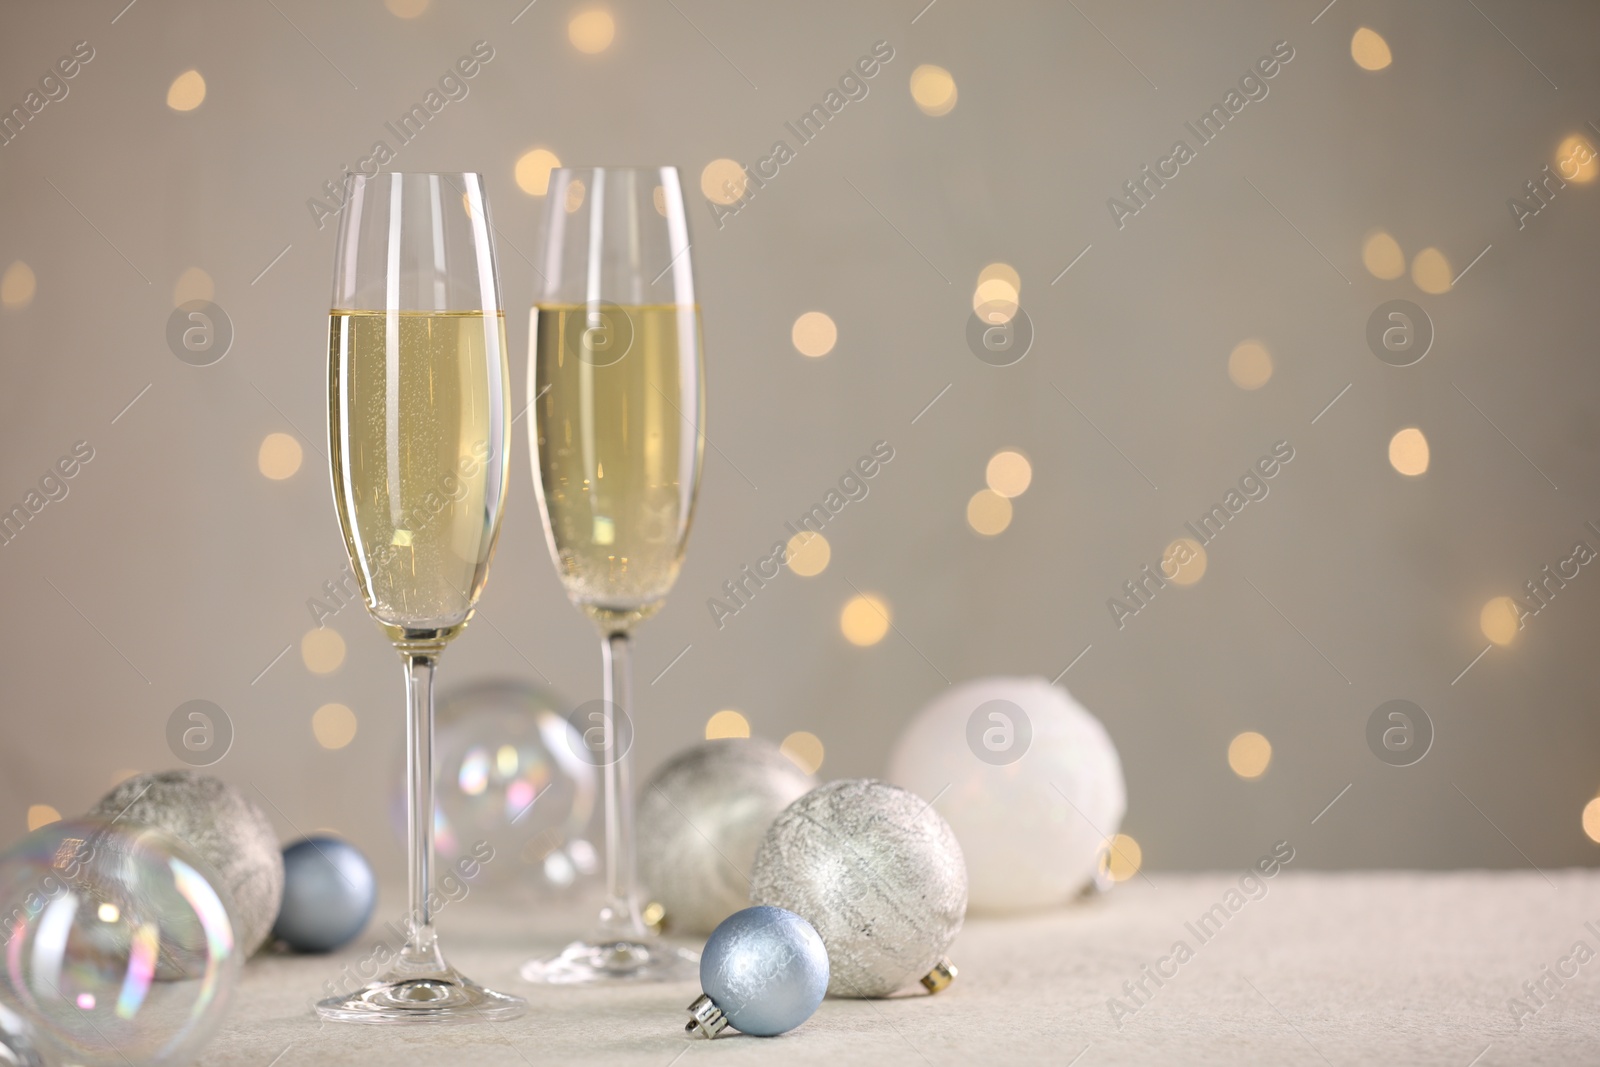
<box><xmin>520</xmin><ymin>167</ymin><xmax>705</xmax><ymax>984</ymax></box>
<box><xmin>319</xmin><ymin>172</ymin><xmax>525</xmax><ymax>1022</ymax></box>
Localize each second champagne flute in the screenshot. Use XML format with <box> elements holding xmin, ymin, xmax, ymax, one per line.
<box><xmin>521</xmin><ymin>166</ymin><xmax>704</xmax><ymax>984</ymax></box>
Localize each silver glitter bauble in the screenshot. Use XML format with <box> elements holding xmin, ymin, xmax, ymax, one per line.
<box><xmin>687</xmin><ymin>905</ymin><xmax>828</xmax><ymax>1038</ymax></box>
<box><xmin>637</xmin><ymin>739</ymin><xmax>817</xmax><ymax>936</ymax></box>
<box><xmin>749</xmin><ymin>779</ymin><xmax>967</xmax><ymax>998</ymax></box>
<box><xmin>90</xmin><ymin>771</ymin><xmax>284</xmax><ymax>957</ymax></box>
<box><xmin>887</xmin><ymin>676</ymin><xmax>1125</xmax><ymax>913</ymax></box>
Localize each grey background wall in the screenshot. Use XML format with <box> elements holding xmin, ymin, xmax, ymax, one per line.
<box><xmin>2</xmin><ymin>0</ymin><xmax>1598</xmax><ymax>879</ymax></box>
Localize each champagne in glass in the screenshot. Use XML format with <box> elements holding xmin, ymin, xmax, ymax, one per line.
<box><xmin>319</xmin><ymin>172</ymin><xmax>524</xmax><ymax>1022</ymax></box>
<box><xmin>521</xmin><ymin>168</ymin><xmax>705</xmax><ymax>984</ymax></box>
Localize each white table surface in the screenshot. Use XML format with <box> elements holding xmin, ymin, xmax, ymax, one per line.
<box><xmin>202</xmin><ymin>871</ymin><xmax>1600</xmax><ymax>1066</ymax></box>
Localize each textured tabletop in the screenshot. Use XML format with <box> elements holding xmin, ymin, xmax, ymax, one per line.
<box><xmin>203</xmin><ymin>871</ymin><xmax>1600</xmax><ymax>1066</ymax></box>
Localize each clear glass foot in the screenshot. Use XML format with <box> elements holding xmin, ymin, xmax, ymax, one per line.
<box><xmin>519</xmin><ymin>937</ymin><xmax>699</xmax><ymax>985</ymax></box>
<box><xmin>316</xmin><ymin>961</ymin><xmax>527</xmax><ymax>1023</ymax></box>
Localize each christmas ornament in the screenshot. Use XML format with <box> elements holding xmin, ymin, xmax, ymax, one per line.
<box><xmin>0</xmin><ymin>818</ymin><xmax>242</xmax><ymax>1067</ymax></box>
<box><xmin>685</xmin><ymin>906</ymin><xmax>828</xmax><ymax>1038</ymax></box>
<box><xmin>637</xmin><ymin>738</ymin><xmax>818</xmax><ymax>936</ymax></box>
<box><xmin>90</xmin><ymin>771</ymin><xmax>284</xmax><ymax>956</ymax></box>
<box><xmin>423</xmin><ymin>679</ymin><xmax>598</xmax><ymax>889</ymax></box>
<box><xmin>271</xmin><ymin>836</ymin><xmax>377</xmax><ymax>953</ymax></box>
<box><xmin>0</xmin><ymin>1002</ymin><xmax>45</xmax><ymax>1067</ymax></box>
<box><xmin>749</xmin><ymin>779</ymin><xmax>966</xmax><ymax>998</ymax></box>
<box><xmin>887</xmin><ymin>676</ymin><xmax>1126</xmax><ymax>913</ymax></box>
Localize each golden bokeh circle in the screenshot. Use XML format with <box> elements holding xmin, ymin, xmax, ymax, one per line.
<box><xmin>700</xmin><ymin>158</ymin><xmax>747</xmax><ymax>204</ymax></box>
<box><xmin>1106</xmin><ymin>833</ymin><xmax>1142</xmax><ymax>881</ymax></box>
<box><xmin>1163</xmin><ymin>538</ymin><xmax>1207</xmax><ymax>586</ymax></box>
<box><xmin>1228</xmin><ymin>341</ymin><xmax>1273</xmax><ymax>390</ymax></box>
<box><xmin>977</xmin><ymin>262</ymin><xmax>1020</xmax><ymax>291</ymax></box>
<box><xmin>985</xmin><ymin>450</ymin><xmax>1032</xmax><ymax>498</ymax></box>
<box><xmin>301</xmin><ymin>628</ymin><xmax>347</xmax><ymax>675</ymax></box>
<box><xmin>1351</xmin><ymin>27</ymin><xmax>1393</xmax><ymax>71</ymax></box>
<box><xmin>173</xmin><ymin>267</ymin><xmax>214</xmax><ymax>307</ymax></box>
<box><xmin>1480</xmin><ymin>596</ymin><xmax>1520</xmax><ymax>646</ymax></box>
<box><xmin>791</xmin><ymin>311</ymin><xmax>838</xmax><ymax>357</ymax></box>
<box><xmin>1411</xmin><ymin>247</ymin><xmax>1453</xmax><ymax>295</ymax></box>
<box><xmin>1</xmin><ymin>261</ymin><xmax>37</xmax><ymax>310</ymax></box>
<box><xmin>840</xmin><ymin>594</ymin><xmax>890</xmax><ymax>646</ymax></box>
<box><xmin>1555</xmin><ymin>134</ymin><xmax>1599</xmax><ymax>184</ymax></box>
<box><xmin>1583</xmin><ymin>798</ymin><xmax>1600</xmax><ymax>844</ymax></box>
<box><xmin>259</xmin><ymin>433</ymin><xmax>303</xmax><ymax>480</ymax></box>
<box><xmin>705</xmin><ymin>709</ymin><xmax>750</xmax><ymax>740</ymax></box>
<box><xmin>313</xmin><ymin>703</ymin><xmax>358</xmax><ymax>750</ymax></box>
<box><xmin>1388</xmin><ymin>427</ymin><xmax>1429</xmax><ymax>476</ymax></box>
<box><xmin>514</xmin><ymin>148</ymin><xmax>562</xmax><ymax>196</ymax></box>
<box><xmin>972</xmin><ymin>280</ymin><xmax>1019</xmax><ymax>326</ymax></box>
<box><xmin>780</xmin><ymin>731</ymin><xmax>825</xmax><ymax>775</ymax></box>
<box><xmin>966</xmin><ymin>489</ymin><xmax>1013</xmax><ymax>536</ymax></box>
<box><xmin>564</xmin><ymin>178</ymin><xmax>587</xmax><ymax>214</ymax></box>
<box><xmin>786</xmin><ymin>531</ymin><xmax>831</xmax><ymax>577</ymax></box>
<box><xmin>166</xmin><ymin>70</ymin><xmax>206</xmax><ymax>112</ymax></box>
<box><xmin>568</xmin><ymin>9</ymin><xmax>616</xmax><ymax>53</ymax></box>
<box><xmin>1361</xmin><ymin>230</ymin><xmax>1405</xmax><ymax>280</ymax></box>
<box><xmin>910</xmin><ymin>64</ymin><xmax>957</xmax><ymax>116</ymax></box>
<box><xmin>1228</xmin><ymin>731</ymin><xmax>1272</xmax><ymax>779</ymax></box>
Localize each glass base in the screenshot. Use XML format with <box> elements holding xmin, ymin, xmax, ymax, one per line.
<box><xmin>520</xmin><ymin>937</ymin><xmax>699</xmax><ymax>985</ymax></box>
<box><xmin>315</xmin><ymin>963</ymin><xmax>527</xmax><ymax>1024</ymax></box>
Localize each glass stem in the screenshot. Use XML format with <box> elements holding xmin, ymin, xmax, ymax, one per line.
<box><xmin>402</xmin><ymin>649</ymin><xmax>446</xmax><ymax>969</ymax></box>
<box><xmin>598</xmin><ymin>630</ymin><xmax>646</xmax><ymax>942</ymax></box>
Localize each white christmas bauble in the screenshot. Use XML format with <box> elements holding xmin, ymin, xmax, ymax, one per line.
<box><xmin>886</xmin><ymin>676</ymin><xmax>1125</xmax><ymax>913</ymax></box>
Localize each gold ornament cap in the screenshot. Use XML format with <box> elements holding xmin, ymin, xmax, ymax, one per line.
<box><xmin>921</xmin><ymin>957</ymin><xmax>957</xmax><ymax>994</ymax></box>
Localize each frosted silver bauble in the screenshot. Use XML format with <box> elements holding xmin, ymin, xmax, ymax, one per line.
<box><xmin>636</xmin><ymin>738</ymin><xmax>817</xmax><ymax>935</ymax></box>
<box><xmin>749</xmin><ymin>779</ymin><xmax>966</xmax><ymax>998</ymax></box>
<box><xmin>90</xmin><ymin>770</ymin><xmax>284</xmax><ymax>956</ymax></box>
<box><xmin>887</xmin><ymin>676</ymin><xmax>1126</xmax><ymax>913</ymax></box>
<box><xmin>687</xmin><ymin>905</ymin><xmax>828</xmax><ymax>1038</ymax></box>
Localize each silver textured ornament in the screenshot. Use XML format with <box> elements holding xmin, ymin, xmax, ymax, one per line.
<box><xmin>686</xmin><ymin>905</ymin><xmax>828</xmax><ymax>1038</ymax></box>
<box><xmin>749</xmin><ymin>779</ymin><xmax>967</xmax><ymax>998</ymax></box>
<box><xmin>90</xmin><ymin>770</ymin><xmax>284</xmax><ymax>957</ymax></box>
<box><xmin>637</xmin><ymin>739</ymin><xmax>817</xmax><ymax>935</ymax></box>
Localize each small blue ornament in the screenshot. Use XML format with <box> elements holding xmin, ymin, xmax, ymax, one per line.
<box><xmin>686</xmin><ymin>905</ymin><xmax>828</xmax><ymax>1038</ymax></box>
<box><xmin>272</xmin><ymin>836</ymin><xmax>377</xmax><ymax>953</ymax></box>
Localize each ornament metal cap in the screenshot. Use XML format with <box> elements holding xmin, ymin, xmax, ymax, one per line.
<box><xmin>685</xmin><ymin>993</ymin><xmax>730</xmax><ymax>1038</ymax></box>
<box><xmin>921</xmin><ymin>957</ymin><xmax>957</xmax><ymax>994</ymax></box>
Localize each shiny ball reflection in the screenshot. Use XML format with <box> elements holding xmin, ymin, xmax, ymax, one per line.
<box><xmin>0</xmin><ymin>819</ymin><xmax>240</xmax><ymax>1066</ymax></box>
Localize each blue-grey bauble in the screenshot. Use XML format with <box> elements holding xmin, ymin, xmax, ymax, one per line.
<box><xmin>271</xmin><ymin>836</ymin><xmax>377</xmax><ymax>953</ymax></box>
<box><xmin>701</xmin><ymin>906</ymin><xmax>828</xmax><ymax>1037</ymax></box>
